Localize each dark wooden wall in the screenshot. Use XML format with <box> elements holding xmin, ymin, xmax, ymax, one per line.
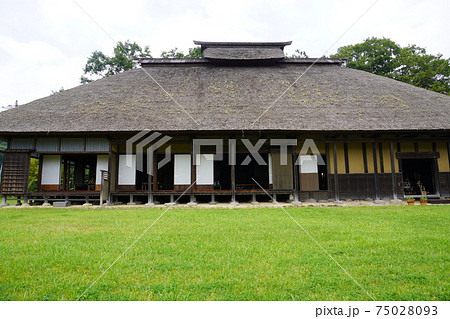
<box><xmin>439</xmin><ymin>172</ymin><xmax>450</xmax><ymax>197</ymax></box>
<box><xmin>329</xmin><ymin>173</ymin><xmax>403</xmax><ymax>200</ymax></box>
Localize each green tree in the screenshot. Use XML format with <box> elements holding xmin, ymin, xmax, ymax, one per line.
<box><xmin>52</xmin><ymin>87</ymin><xmax>64</xmax><ymax>94</ymax></box>
<box><xmin>160</xmin><ymin>46</ymin><xmax>203</xmax><ymax>58</ymax></box>
<box><xmin>186</xmin><ymin>46</ymin><xmax>203</xmax><ymax>58</ymax></box>
<box><xmin>332</xmin><ymin>37</ymin><xmax>401</xmax><ymax>76</ymax></box>
<box><xmin>161</xmin><ymin>47</ymin><xmax>185</xmax><ymax>58</ymax></box>
<box><xmin>28</xmin><ymin>158</ymin><xmax>39</xmax><ymax>193</ymax></box>
<box><xmin>288</xmin><ymin>49</ymin><xmax>308</xmax><ymax>58</ymax></box>
<box><xmin>81</xmin><ymin>40</ymin><xmax>152</xmax><ymax>84</ymax></box>
<box><xmin>331</xmin><ymin>37</ymin><xmax>450</xmax><ymax>95</ymax></box>
<box><xmin>394</xmin><ymin>45</ymin><xmax>450</xmax><ymax>94</ymax></box>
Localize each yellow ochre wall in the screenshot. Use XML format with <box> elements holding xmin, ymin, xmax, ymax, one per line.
<box><xmin>401</xmin><ymin>142</ymin><xmax>415</xmax><ymax>152</ymax></box>
<box><xmin>418</xmin><ymin>142</ymin><xmax>432</xmax><ymax>152</ymax></box>
<box><xmin>437</xmin><ymin>142</ymin><xmax>450</xmax><ymax>172</ymax></box>
<box><xmin>348</xmin><ymin>143</ymin><xmax>365</xmax><ymax>173</ymax></box>
<box><xmin>381</xmin><ymin>143</ymin><xmax>391</xmax><ymax>173</ymax></box>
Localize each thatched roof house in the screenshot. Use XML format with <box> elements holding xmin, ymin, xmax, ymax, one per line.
<box><xmin>0</xmin><ymin>41</ymin><xmax>449</xmax><ymax>205</ymax></box>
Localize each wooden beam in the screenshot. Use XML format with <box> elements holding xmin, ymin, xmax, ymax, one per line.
<box><xmin>396</xmin><ymin>152</ymin><xmax>440</xmax><ymax>159</ymax></box>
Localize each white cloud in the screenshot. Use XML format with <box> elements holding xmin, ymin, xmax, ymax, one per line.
<box><xmin>0</xmin><ymin>36</ymin><xmax>83</xmax><ymax>105</ymax></box>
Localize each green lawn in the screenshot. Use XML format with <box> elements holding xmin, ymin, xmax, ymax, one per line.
<box><xmin>0</xmin><ymin>206</ymin><xmax>448</xmax><ymax>301</ymax></box>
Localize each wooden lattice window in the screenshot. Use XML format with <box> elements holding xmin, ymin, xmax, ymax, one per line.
<box><xmin>1</xmin><ymin>152</ymin><xmax>30</xmax><ymax>195</ymax></box>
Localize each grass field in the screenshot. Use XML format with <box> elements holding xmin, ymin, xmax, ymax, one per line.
<box><xmin>0</xmin><ymin>205</ymin><xmax>448</xmax><ymax>301</ymax></box>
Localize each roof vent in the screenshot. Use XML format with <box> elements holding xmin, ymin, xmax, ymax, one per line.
<box><xmin>193</xmin><ymin>41</ymin><xmax>291</xmax><ymax>61</ymax></box>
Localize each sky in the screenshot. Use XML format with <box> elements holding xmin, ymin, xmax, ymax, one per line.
<box><xmin>0</xmin><ymin>0</ymin><xmax>449</xmax><ymax>108</ymax></box>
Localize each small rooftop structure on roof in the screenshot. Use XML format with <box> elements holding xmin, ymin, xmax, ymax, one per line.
<box><xmin>193</xmin><ymin>40</ymin><xmax>292</xmax><ymax>61</ymax></box>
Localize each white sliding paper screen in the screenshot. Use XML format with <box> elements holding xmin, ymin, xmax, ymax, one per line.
<box><xmin>118</xmin><ymin>154</ymin><xmax>136</xmax><ymax>185</ymax></box>
<box><xmin>299</xmin><ymin>155</ymin><xmax>318</xmax><ymax>173</ymax></box>
<box><xmin>41</xmin><ymin>155</ymin><xmax>61</xmax><ymax>185</ymax></box>
<box><xmin>174</xmin><ymin>154</ymin><xmax>191</xmax><ymax>185</ymax></box>
<box><xmin>196</xmin><ymin>154</ymin><xmax>214</xmax><ymax>185</ymax></box>
<box><xmin>96</xmin><ymin>155</ymin><xmax>109</xmax><ymax>185</ymax></box>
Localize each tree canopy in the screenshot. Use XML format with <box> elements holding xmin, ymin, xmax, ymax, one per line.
<box><xmin>80</xmin><ymin>40</ymin><xmax>152</xmax><ymax>84</ymax></box>
<box><xmin>51</xmin><ymin>87</ymin><xmax>64</xmax><ymax>94</ymax></box>
<box><xmin>81</xmin><ymin>42</ymin><xmax>203</xmax><ymax>83</ymax></box>
<box><xmin>331</xmin><ymin>37</ymin><xmax>450</xmax><ymax>95</ymax></box>
<box><xmin>160</xmin><ymin>46</ymin><xmax>203</xmax><ymax>58</ymax></box>
<box><xmin>287</xmin><ymin>49</ymin><xmax>308</xmax><ymax>58</ymax></box>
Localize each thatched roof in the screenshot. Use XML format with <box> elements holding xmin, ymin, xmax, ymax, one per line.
<box><xmin>1</xmin><ymin>57</ymin><xmax>449</xmax><ymax>135</ymax></box>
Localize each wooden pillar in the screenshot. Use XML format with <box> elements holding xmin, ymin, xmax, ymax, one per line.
<box><xmin>190</xmin><ymin>139</ymin><xmax>196</xmax><ymax>204</ymax></box>
<box><xmin>37</xmin><ymin>155</ymin><xmax>43</xmax><ymax>192</ymax></box>
<box><xmin>229</xmin><ymin>138</ymin><xmax>237</xmax><ymax>204</ymax></box>
<box><xmin>146</xmin><ymin>173</ymin><xmax>154</xmax><ymax>206</ymax></box>
<box><xmin>333</xmin><ymin>142</ymin><xmax>339</xmax><ymax>201</ymax></box>
<box><xmin>362</xmin><ymin>143</ymin><xmax>368</xmax><ymax>173</ymax></box>
<box><xmin>379</xmin><ymin>143</ymin><xmax>384</xmax><ymax>173</ymax></box>
<box><xmin>231</xmin><ymin>164</ymin><xmax>237</xmax><ymax>204</ymax></box>
<box><xmin>389</xmin><ymin>142</ymin><xmax>398</xmax><ymax>200</ymax></box>
<box><xmin>210</xmin><ymin>193</ymin><xmax>217</xmax><ymax>205</ymax></box>
<box><xmin>42</xmin><ymin>196</ymin><xmax>50</xmax><ymax>206</ymax></box>
<box><xmin>372</xmin><ymin>142</ymin><xmax>381</xmax><ymax>200</ymax></box>
<box><xmin>292</xmin><ymin>145</ymin><xmax>300</xmax><ymax>203</ymax></box>
<box><xmin>107</xmin><ymin>152</ymin><xmax>112</xmax><ymax>204</ymax></box>
<box><xmin>152</xmin><ymin>152</ymin><xmax>158</xmax><ymax>191</ymax></box>
<box><xmin>433</xmin><ymin>158</ymin><xmax>441</xmax><ymax>198</ymax></box>
<box><xmin>145</xmin><ymin>152</ymin><xmax>154</xmax><ymax>206</ymax></box>
<box><xmin>447</xmin><ymin>141</ymin><xmax>450</xmax><ymax>169</ymax></box>
<box><xmin>325</xmin><ymin>143</ymin><xmax>331</xmax><ymax>199</ymax></box>
<box><xmin>344</xmin><ymin>142</ymin><xmax>349</xmax><ymax>173</ymax></box>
